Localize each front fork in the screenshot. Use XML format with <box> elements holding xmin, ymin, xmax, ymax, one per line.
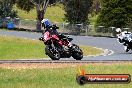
<box><xmin>51</xmin><ymin>41</ymin><xmax>59</xmax><ymax>53</ymax></box>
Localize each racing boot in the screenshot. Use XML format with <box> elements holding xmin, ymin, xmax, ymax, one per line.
<box><xmin>124</xmin><ymin>46</ymin><xmax>130</xmax><ymax>52</ymax></box>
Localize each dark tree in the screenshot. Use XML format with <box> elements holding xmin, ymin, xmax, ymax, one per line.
<box><xmin>91</xmin><ymin>0</ymin><xmax>101</xmax><ymax>15</ymax></box>
<box><xmin>96</xmin><ymin>0</ymin><xmax>132</xmax><ymax>28</ymax></box>
<box><xmin>63</xmin><ymin>0</ymin><xmax>93</xmax><ymax>24</ymax></box>
<box><xmin>16</xmin><ymin>0</ymin><xmax>50</xmax><ymax>30</ymax></box>
<box><xmin>0</xmin><ymin>0</ymin><xmax>60</xmax><ymax>30</ymax></box>
<box><xmin>0</xmin><ymin>0</ymin><xmax>17</xmax><ymax>18</ymax></box>
<box><xmin>49</xmin><ymin>0</ymin><xmax>56</xmax><ymax>4</ymax></box>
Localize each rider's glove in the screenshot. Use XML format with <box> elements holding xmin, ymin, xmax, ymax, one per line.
<box><xmin>39</xmin><ymin>37</ymin><xmax>43</xmax><ymax>41</ymax></box>
<box><xmin>118</xmin><ymin>38</ymin><xmax>124</xmax><ymax>43</ymax></box>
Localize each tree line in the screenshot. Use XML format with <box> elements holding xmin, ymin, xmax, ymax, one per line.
<box><xmin>0</xmin><ymin>0</ymin><xmax>132</xmax><ymax>30</ymax></box>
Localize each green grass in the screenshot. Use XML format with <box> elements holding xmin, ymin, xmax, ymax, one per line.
<box><xmin>80</xmin><ymin>45</ymin><xmax>103</xmax><ymax>56</ymax></box>
<box><xmin>0</xmin><ymin>63</ymin><xmax>132</xmax><ymax>88</ymax></box>
<box><xmin>0</xmin><ymin>36</ymin><xmax>46</xmax><ymax>59</ymax></box>
<box><xmin>0</xmin><ymin>35</ymin><xmax>102</xmax><ymax>60</ymax></box>
<box><xmin>13</xmin><ymin>4</ymin><xmax>65</xmax><ymax>23</ymax></box>
<box><xmin>89</xmin><ymin>15</ymin><xmax>98</xmax><ymax>26</ymax></box>
<box><xmin>87</xmin><ymin>31</ymin><xmax>112</xmax><ymax>37</ymax></box>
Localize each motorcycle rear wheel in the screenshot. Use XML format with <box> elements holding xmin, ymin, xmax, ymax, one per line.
<box><xmin>45</xmin><ymin>45</ymin><xmax>60</xmax><ymax>60</ymax></box>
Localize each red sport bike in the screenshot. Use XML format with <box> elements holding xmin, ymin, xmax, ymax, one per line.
<box><xmin>39</xmin><ymin>30</ymin><xmax>83</xmax><ymax>60</ymax></box>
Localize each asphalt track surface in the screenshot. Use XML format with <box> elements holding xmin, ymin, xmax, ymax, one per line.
<box><xmin>0</xmin><ymin>30</ymin><xmax>132</xmax><ymax>62</ymax></box>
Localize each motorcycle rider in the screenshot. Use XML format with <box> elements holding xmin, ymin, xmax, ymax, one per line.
<box><xmin>41</xmin><ymin>19</ymin><xmax>72</xmax><ymax>47</ymax></box>
<box><xmin>116</xmin><ymin>28</ymin><xmax>132</xmax><ymax>52</ymax></box>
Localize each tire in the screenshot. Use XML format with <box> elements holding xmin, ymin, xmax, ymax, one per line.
<box><xmin>72</xmin><ymin>44</ymin><xmax>83</xmax><ymax>60</ymax></box>
<box><xmin>45</xmin><ymin>45</ymin><xmax>60</xmax><ymax>60</ymax></box>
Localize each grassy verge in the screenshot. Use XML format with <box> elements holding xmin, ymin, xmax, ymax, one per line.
<box><xmin>89</xmin><ymin>15</ymin><xmax>98</xmax><ymax>26</ymax></box>
<box><xmin>87</xmin><ymin>31</ymin><xmax>112</xmax><ymax>37</ymax></box>
<box><xmin>0</xmin><ymin>36</ymin><xmax>46</xmax><ymax>59</ymax></box>
<box><xmin>0</xmin><ymin>36</ymin><xmax>103</xmax><ymax>60</ymax></box>
<box><xmin>13</xmin><ymin>4</ymin><xmax>65</xmax><ymax>22</ymax></box>
<box><xmin>0</xmin><ymin>63</ymin><xmax>132</xmax><ymax>88</ymax></box>
<box><xmin>80</xmin><ymin>45</ymin><xmax>103</xmax><ymax>56</ymax></box>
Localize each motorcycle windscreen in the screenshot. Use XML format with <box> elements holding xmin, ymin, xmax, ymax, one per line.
<box><xmin>43</xmin><ymin>31</ymin><xmax>51</xmax><ymax>41</ymax></box>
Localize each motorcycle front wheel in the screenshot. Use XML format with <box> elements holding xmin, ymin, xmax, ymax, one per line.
<box><xmin>45</xmin><ymin>45</ymin><xmax>60</xmax><ymax>60</ymax></box>
<box><xmin>72</xmin><ymin>44</ymin><xmax>83</xmax><ymax>60</ymax></box>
